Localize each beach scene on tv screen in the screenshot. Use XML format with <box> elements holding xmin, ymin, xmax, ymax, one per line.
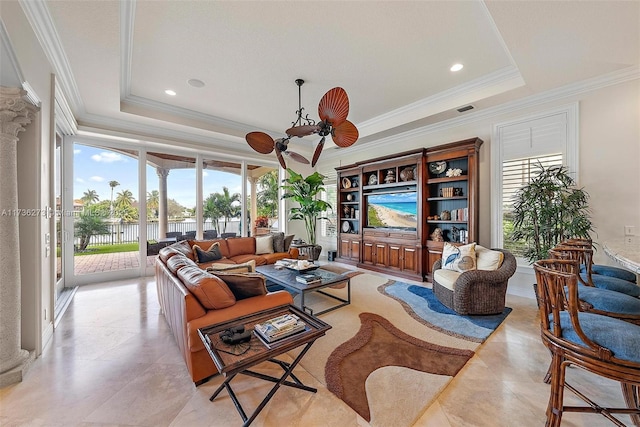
<box><xmin>367</xmin><ymin>192</ymin><xmax>417</xmax><ymax>229</ymax></box>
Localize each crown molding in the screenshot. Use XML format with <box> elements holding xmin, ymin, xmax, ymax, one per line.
<box><xmin>322</xmin><ymin>65</ymin><xmax>640</xmax><ymax>162</ymax></box>
<box><xmin>19</xmin><ymin>0</ymin><xmax>84</xmax><ymax>113</ymax></box>
<box><xmin>54</xmin><ymin>83</ymin><xmax>77</xmax><ymax>135</ymax></box>
<box><xmin>120</xmin><ymin>0</ymin><xmax>135</xmax><ymax>100</ymax></box>
<box><xmin>356</xmin><ymin>65</ymin><xmax>524</xmax><ymax>138</ymax></box>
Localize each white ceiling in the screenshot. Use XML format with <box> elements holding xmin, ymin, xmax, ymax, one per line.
<box><xmin>17</xmin><ymin>0</ymin><xmax>640</xmax><ymax>158</ymax></box>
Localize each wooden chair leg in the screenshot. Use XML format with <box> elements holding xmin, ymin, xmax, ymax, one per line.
<box><xmin>546</xmin><ymin>352</ymin><xmax>565</xmax><ymax>427</ymax></box>
<box><xmin>622</xmin><ymin>383</ymin><xmax>640</xmax><ymax>427</ymax></box>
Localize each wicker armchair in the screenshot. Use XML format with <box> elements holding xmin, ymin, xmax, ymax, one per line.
<box><xmin>432</xmin><ymin>248</ymin><xmax>516</xmax><ymax>315</ymax></box>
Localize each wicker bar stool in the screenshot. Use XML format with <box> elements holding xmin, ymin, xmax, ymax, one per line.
<box><xmin>534</xmin><ymin>259</ymin><xmax>640</xmax><ymax>426</ymax></box>
<box><xmin>563</xmin><ymin>238</ymin><xmax>637</xmax><ymax>283</ymax></box>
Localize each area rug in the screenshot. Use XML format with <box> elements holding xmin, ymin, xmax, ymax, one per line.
<box><xmin>379</xmin><ymin>281</ymin><xmax>512</xmax><ymax>343</ymax></box>
<box><xmin>325</xmin><ymin>312</ymin><xmax>473</xmax><ymax>423</ymax></box>
<box><xmin>289</xmin><ymin>273</ymin><xmax>483</xmax><ymax>427</ymax></box>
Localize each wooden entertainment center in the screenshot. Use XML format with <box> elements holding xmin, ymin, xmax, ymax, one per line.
<box><xmin>336</xmin><ymin>137</ymin><xmax>482</xmax><ymax>281</ymax></box>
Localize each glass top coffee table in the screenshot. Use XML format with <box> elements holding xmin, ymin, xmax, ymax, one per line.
<box><xmin>255</xmin><ymin>264</ymin><xmax>351</xmax><ymax>315</ymax></box>
<box><xmin>198</xmin><ymin>305</ymin><xmax>331</xmax><ymax>427</ymax></box>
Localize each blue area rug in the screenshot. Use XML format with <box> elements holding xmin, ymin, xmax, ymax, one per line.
<box><xmin>380</xmin><ymin>281</ymin><xmax>512</xmax><ymax>343</ymax></box>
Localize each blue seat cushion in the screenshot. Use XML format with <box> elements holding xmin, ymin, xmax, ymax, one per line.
<box><xmin>581</xmin><ymin>273</ymin><xmax>640</xmax><ymax>297</ymax></box>
<box><xmin>555</xmin><ymin>311</ymin><xmax>640</xmax><ymax>363</ymax></box>
<box><xmin>577</xmin><ymin>285</ymin><xmax>640</xmax><ymax>314</ymax></box>
<box><xmin>581</xmin><ymin>264</ymin><xmax>637</xmax><ymax>283</ymax></box>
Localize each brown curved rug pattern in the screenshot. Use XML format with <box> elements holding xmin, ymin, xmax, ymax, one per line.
<box><xmin>324</xmin><ymin>312</ymin><xmax>474</xmax><ymax>422</ymax></box>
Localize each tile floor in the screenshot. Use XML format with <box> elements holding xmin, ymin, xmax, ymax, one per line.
<box><xmin>0</xmin><ymin>267</ymin><xmax>634</xmax><ymax>426</ymax></box>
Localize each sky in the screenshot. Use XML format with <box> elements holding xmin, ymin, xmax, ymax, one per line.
<box><xmin>73</xmin><ymin>144</ymin><xmax>245</xmax><ymax>208</ymax></box>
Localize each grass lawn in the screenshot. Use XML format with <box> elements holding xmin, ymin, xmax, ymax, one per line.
<box><xmin>74</xmin><ymin>243</ymin><xmax>139</xmax><ymax>256</ymax></box>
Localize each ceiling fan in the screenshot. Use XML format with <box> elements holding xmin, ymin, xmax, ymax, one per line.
<box><xmin>245</xmin><ymin>79</ymin><xmax>359</xmax><ymax>169</ymax></box>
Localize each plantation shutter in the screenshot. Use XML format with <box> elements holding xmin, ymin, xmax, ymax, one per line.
<box><xmin>493</xmin><ymin>105</ymin><xmax>577</xmax><ymax>257</ymax></box>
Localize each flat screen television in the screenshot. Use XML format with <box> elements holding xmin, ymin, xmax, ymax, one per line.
<box><xmin>365</xmin><ymin>191</ymin><xmax>417</xmax><ymax>230</ymax></box>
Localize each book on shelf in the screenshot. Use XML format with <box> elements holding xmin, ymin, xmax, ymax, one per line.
<box><xmin>254</xmin><ymin>313</ymin><xmax>306</xmax><ymax>343</ymax></box>
<box><xmin>296</xmin><ymin>273</ymin><xmax>322</xmax><ymax>284</ymax></box>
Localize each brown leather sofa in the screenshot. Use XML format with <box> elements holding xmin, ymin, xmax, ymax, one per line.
<box><xmin>155</xmin><ymin>236</ymin><xmax>297</xmax><ymax>384</ymax></box>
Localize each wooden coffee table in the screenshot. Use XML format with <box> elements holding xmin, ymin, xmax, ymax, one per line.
<box><xmin>256</xmin><ymin>264</ymin><xmax>351</xmax><ymax>315</ymax></box>
<box><xmin>198</xmin><ymin>305</ymin><xmax>331</xmax><ymax>427</ymax></box>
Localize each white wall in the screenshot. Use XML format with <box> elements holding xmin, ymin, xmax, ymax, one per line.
<box><xmin>317</xmin><ymin>78</ymin><xmax>640</xmax><ymax>267</ymax></box>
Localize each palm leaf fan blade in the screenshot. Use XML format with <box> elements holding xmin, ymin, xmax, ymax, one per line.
<box><xmin>318</xmin><ymin>87</ymin><xmax>349</xmax><ymax>127</ymax></box>
<box><xmin>311</xmin><ymin>136</ymin><xmax>325</xmax><ymax>167</ymax></box>
<box><xmin>332</xmin><ymin>120</ymin><xmax>359</xmax><ymax>147</ymax></box>
<box><xmin>245</xmin><ymin>132</ymin><xmax>275</xmax><ymax>154</ymax></box>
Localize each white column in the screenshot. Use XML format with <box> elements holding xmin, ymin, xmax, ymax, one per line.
<box><xmin>249</xmin><ymin>176</ymin><xmax>258</xmax><ymax>236</ymax></box>
<box><xmin>0</xmin><ymin>87</ymin><xmax>38</xmax><ymax>386</ymax></box>
<box><xmin>156</xmin><ymin>167</ymin><xmax>169</xmax><ymax>238</ymax></box>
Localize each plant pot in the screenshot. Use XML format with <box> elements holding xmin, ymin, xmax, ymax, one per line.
<box><xmin>309</xmin><ymin>244</ymin><xmax>322</xmax><ymax>261</ymax></box>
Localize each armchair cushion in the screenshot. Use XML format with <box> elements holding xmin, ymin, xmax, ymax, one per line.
<box><xmin>441</xmin><ymin>242</ymin><xmax>476</xmax><ymax>272</ymax></box>
<box><xmin>432</xmin><ymin>269</ymin><xmax>460</xmax><ymax>291</ymax></box>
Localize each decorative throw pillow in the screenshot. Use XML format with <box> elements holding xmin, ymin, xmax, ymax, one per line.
<box><xmin>270</xmin><ymin>232</ymin><xmax>285</xmax><ymax>253</ymax></box>
<box><xmin>441</xmin><ymin>242</ymin><xmax>477</xmax><ymax>272</ymax></box>
<box><xmin>284</xmin><ymin>234</ymin><xmax>295</xmax><ymax>251</ymax></box>
<box><xmin>207</xmin><ymin>260</ymin><xmax>256</xmax><ymax>274</ymax></box>
<box><xmin>255</xmin><ymin>234</ymin><xmax>274</xmax><ymax>254</ymax></box>
<box><xmin>192</xmin><ymin>242</ymin><xmax>223</xmax><ymax>263</ymax></box>
<box><xmin>210</xmin><ymin>272</ymin><xmax>267</xmax><ymax>300</ymax></box>
<box><xmin>475</xmin><ymin>245</ymin><xmax>504</xmax><ymax>271</ymax></box>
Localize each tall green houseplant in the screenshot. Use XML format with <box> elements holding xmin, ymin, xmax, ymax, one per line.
<box><xmin>281</xmin><ymin>168</ymin><xmax>332</xmax><ymax>246</ymax></box>
<box><xmin>510</xmin><ymin>163</ymin><xmax>594</xmax><ymax>263</ymax></box>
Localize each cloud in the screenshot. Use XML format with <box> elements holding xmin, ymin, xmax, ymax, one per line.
<box><xmin>203</xmin><ymin>171</ymin><xmax>209</xmax><ymax>177</ymax></box>
<box><xmin>91</xmin><ymin>152</ymin><xmax>125</xmax><ymax>163</ymax></box>
<box><xmin>76</xmin><ymin>178</ymin><xmax>85</xmax><ymax>183</ymax></box>
<box><xmin>73</xmin><ymin>149</ymin><xmax>81</xmax><ymax>155</ymax></box>
<box><xmin>90</xmin><ymin>176</ymin><xmax>105</xmax><ymax>182</ymax></box>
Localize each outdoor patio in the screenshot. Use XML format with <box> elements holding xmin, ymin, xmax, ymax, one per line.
<box><xmin>71</xmin><ymin>252</ymin><xmax>156</xmax><ymax>275</ymax></box>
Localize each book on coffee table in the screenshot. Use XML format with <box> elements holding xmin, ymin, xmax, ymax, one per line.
<box><xmin>295</xmin><ymin>273</ymin><xmax>322</xmax><ymax>284</ymax></box>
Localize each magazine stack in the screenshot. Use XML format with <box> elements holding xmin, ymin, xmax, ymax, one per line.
<box><xmin>254</xmin><ymin>313</ymin><xmax>306</xmax><ymax>343</ymax></box>
<box><xmin>295</xmin><ymin>273</ymin><xmax>321</xmax><ymax>284</ymax></box>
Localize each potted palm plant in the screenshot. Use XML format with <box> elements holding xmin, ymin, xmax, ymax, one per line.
<box><xmin>281</xmin><ymin>168</ymin><xmax>332</xmax><ymax>260</ymax></box>
<box><xmin>510</xmin><ymin>163</ymin><xmax>594</xmax><ymax>263</ymax></box>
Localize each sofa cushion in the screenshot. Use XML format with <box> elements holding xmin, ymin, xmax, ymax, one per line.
<box><xmin>172</xmin><ymin>240</ymin><xmax>195</xmax><ymax>260</ymax></box>
<box><xmin>261</xmin><ymin>252</ymin><xmax>290</xmax><ymax>264</ymax></box>
<box><xmin>433</xmin><ymin>269</ymin><xmax>461</xmax><ymax>291</ymax></box>
<box><xmin>193</xmin><ymin>242</ymin><xmax>223</xmax><ymax>263</ymax></box>
<box><xmin>475</xmin><ymin>246</ymin><xmax>504</xmax><ymax>271</ymax></box>
<box><xmin>188</xmin><ymin>239</ymin><xmax>230</xmax><ymax>258</ymax></box>
<box><xmin>206</xmin><ymin>260</ymin><xmax>256</xmax><ymax>273</ymax></box>
<box><xmin>158</xmin><ymin>246</ymin><xmax>183</xmax><ymax>263</ymax></box>
<box><xmin>256</xmin><ymin>235</ymin><xmax>274</xmax><ymax>254</ymax></box>
<box><xmin>270</xmin><ymin>232</ymin><xmax>285</xmax><ymax>253</ymax></box>
<box><xmin>177</xmin><ymin>266</ymin><xmax>236</xmax><ymax>310</ymax></box>
<box><xmin>210</xmin><ymin>272</ymin><xmax>268</xmax><ymax>300</ymax></box>
<box><xmin>227</xmin><ymin>237</ymin><xmax>255</xmax><ymax>258</ymax></box>
<box><xmin>230</xmin><ymin>254</ymin><xmax>268</xmax><ymax>266</ymax></box>
<box><xmin>166</xmin><ymin>254</ymin><xmax>194</xmax><ymax>273</ymax></box>
<box><xmin>442</xmin><ymin>242</ymin><xmax>476</xmax><ymax>273</ymax></box>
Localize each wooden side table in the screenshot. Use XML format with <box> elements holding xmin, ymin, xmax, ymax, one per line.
<box><xmin>198</xmin><ymin>305</ymin><xmax>331</xmax><ymax>426</ymax></box>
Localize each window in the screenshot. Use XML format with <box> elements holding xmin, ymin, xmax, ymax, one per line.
<box><xmin>491</xmin><ymin>104</ymin><xmax>578</xmax><ymax>256</ymax></box>
<box><xmin>321</xmin><ymin>181</ymin><xmax>337</xmax><ymax>238</ymax></box>
<box><xmin>502</xmin><ymin>154</ymin><xmax>563</xmax><ymax>257</ymax></box>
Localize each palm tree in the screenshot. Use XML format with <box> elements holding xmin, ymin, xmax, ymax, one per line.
<box><xmin>81</xmin><ymin>189</ymin><xmax>99</xmax><ymax>206</ymax></box>
<box><xmin>147</xmin><ymin>190</ymin><xmax>159</xmax><ymax>218</ymax></box>
<box><xmin>203</xmin><ymin>193</ymin><xmax>223</xmax><ymax>232</ymax></box>
<box><xmin>114</xmin><ymin>189</ymin><xmax>137</xmax><ymax>223</ymax></box>
<box><xmin>109</xmin><ymin>180</ymin><xmax>120</xmax><ymax>219</ymax></box>
<box><xmin>204</xmin><ymin>187</ymin><xmax>240</xmax><ymax>233</ymax></box>
<box><xmin>257</xmin><ymin>170</ymin><xmax>278</xmax><ymax>219</ymax></box>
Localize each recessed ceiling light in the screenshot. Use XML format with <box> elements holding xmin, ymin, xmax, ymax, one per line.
<box><xmin>165</xmin><ymin>89</ymin><xmax>177</xmax><ymax>96</ymax></box>
<box><xmin>187</xmin><ymin>79</ymin><xmax>205</xmax><ymax>88</ymax></box>
<box><xmin>450</xmin><ymin>63</ymin><xmax>464</xmax><ymax>72</ymax></box>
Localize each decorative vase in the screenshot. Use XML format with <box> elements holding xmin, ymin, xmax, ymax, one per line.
<box><xmin>310</xmin><ymin>244</ymin><xmax>322</xmax><ymax>261</ymax></box>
